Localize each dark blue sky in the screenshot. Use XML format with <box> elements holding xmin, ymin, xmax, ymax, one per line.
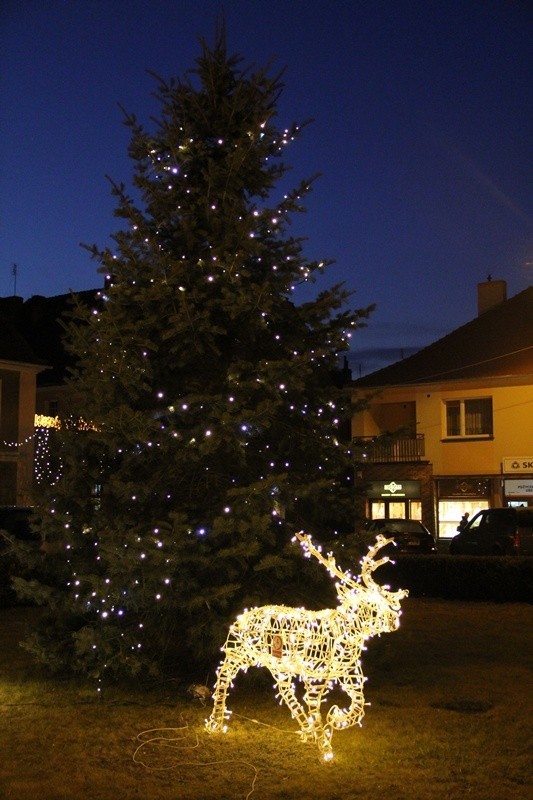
<box><xmin>1</xmin><ymin>0</ymin><xmax>531</xmax><ymax>374</ymax></box>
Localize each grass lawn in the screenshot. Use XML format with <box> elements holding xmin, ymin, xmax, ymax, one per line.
<box><xmin>0</xmin><ymin>599</ymin><xmax>531</xmax><ymax>799</ymax></box>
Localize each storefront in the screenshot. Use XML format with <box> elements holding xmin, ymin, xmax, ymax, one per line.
<box><xmin>436</xmin><ymin>477</ymin><xmax>491</xmax><ymax>539</ymax></box>
<box><xmin>502</xmin><ymin>457</ymin><xmax>533</xmax><ymax>508</ymax></box>
<box><xmin>366</xmin><ymin>480</ymin><xmax>422</xmax><ymax>521</ymax></box>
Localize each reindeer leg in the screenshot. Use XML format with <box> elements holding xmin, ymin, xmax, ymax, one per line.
<box><xmin>205</xmin><ymin>645</ymin><xmax>247</xmax><ymax>734</ymax></box>
<box><xmin>326</xmin><ymin>667</ymin><xmax>366</xmax><ymax>731</ymax></box>
<box><xmin>273</xmin><ymin>673</ymin><xmax>310</xmax><ymax>740</ymax></box>
<box><xmin>303</xmin><ymin>680</ymin><xmax>334</xmax><ymax>760</ymax></box>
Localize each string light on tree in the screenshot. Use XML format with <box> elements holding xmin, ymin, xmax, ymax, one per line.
<box><xmin>16</xmin><ymin>31</ymin><xmax>375</xmax><ymax>681</ymax></box>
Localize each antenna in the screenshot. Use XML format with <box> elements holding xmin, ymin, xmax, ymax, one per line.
<box><xmin>12</xmin><ymin>263</ymin><xmax>17</xmax><ymax>296</ymax></box>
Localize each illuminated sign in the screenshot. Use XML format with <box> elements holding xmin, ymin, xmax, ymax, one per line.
<box><xmin>504</xmin><ymin>479</ymin><xmax>533</xmax><ymax>497</ymax></box>
<box><xmin>367</xmin><ymin>480</ymin><xmax>420</xmax><ymax>498</ymax></box>
<box><xmin>438</xmin><ymin>478</ymin><xmax>490</xmax><ymax>498</ymax></box>
<box><xmin>502</xmin><ymin>458</ymin><xmax>533</xmax><ymax>474</ymax></box>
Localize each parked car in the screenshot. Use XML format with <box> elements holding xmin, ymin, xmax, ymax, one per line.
<box><xmin>361</xmin><ymin>518</ymin><xmax>437</xmax><ymax>553</ymax></box>
<box><xmin>449</xmin><ymin>507</ymin><xmax>533</xmax><ymax>555</ymax></box>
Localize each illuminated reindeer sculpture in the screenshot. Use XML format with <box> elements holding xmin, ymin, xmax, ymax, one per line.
<box><xmin>205</xmin><ymin>532</ymin><xmax>407</xmax><ymax>760</ymax></box>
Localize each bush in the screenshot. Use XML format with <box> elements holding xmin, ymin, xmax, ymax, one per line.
<box><xmin>376</xmin><ymin>554</ymin><xmax>533</xmax><ymax>603</ymax></box>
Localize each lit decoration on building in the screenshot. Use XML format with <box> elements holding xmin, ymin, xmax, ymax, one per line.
<box><xmin>33</xmin><ymin>426</ymin><xmax>61</xmax><ymax>486</ymax></box>
<box><xmin>0</xmin><ymin>416</ymin><xmax>101</xmax><ymax>486</ymax></box>
<box><xmin>34</xmin><ymin>414</ymin><xmax>61</xmax><ymax>429</ymax></box>
<box><xmin>205</xmin><ymin>532</ymin><xmax>407</xmax><ymax>760</ymax></box>
<box><xmin>1</xmin><ymin>416</ymin><xmax>63</xmax><ymax>486</ymax></box>
<box><xmin>33</xmin><ymin>414</ymin><xmax>97</xmax><ymax>431</ymax></box>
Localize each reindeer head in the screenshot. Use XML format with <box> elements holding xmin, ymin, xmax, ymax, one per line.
<box><xmin>294</xmin><ymin>531</ymin><xmax>408</xmax><ymax>637</ymax></box>
<box><xmin>356</xmin><ymin>534</ymin><xmax>408</xmax><ymax>634</ymax></box>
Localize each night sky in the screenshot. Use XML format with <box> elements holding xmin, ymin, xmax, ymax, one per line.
<box><xmin>1</xmin><ymin>0</ymin><xmax>531</xmax><ymax>374</ymax></box>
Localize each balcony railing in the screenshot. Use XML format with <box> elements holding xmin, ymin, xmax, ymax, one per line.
<box><xmin>353</xmin><ymin>434</ymin><xmax>425</xmax><ymax>463</ymax></box>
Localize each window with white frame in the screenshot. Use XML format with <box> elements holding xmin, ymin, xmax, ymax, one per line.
<box><xmin>444</xmin><ymin>398</ymin><xmax>493</xmax><ymax>438</ymax></box>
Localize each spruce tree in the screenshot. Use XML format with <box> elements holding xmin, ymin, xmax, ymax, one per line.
<box><xmin>18</xmin><ymin>31</ymin><xmax>372</xmax><ymax>680</ymax></box>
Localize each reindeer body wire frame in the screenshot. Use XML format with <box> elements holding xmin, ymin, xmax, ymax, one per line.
<box><xmin>205</xmin><ymin>533</ymin><xmax>407</xmax><ymax>760</ymax></box>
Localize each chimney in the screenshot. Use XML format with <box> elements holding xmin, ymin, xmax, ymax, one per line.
<box><xmin>477</xmin><ymin>277</ymin><xmax>507</xmax><ymax>315</ymax></box>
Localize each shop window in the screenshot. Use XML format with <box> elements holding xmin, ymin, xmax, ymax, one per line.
<box><xmin>444</xmin><ymin>398</ymin><xmax>493</xmax><ymax>438</ymax></box>
<box><xmin>370</xmin><ymin>502</ymin><xmax>386</xmax><ymax>519</ymax></box>
<box><xmin>388</xmin><ymin>502</ymin><xmax>406</xmax><ymax>519</ymax></box>
<box><xmin>409</xmin><ymin>501</ymin><xmax>422</xmax><ymax>521</ymax></box>
<box><xmin>438</xmin><ymin>499</ymin><xmax>490</xmax><ymax>539</ymax></box>
<box><xmin>370</xmin><ymin>500</ymin><xmax>418</xmax><ymax>520</ymax></box>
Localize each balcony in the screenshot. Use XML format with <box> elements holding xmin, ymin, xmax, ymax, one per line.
<box><xmin>353</xmin><ymin>434</ymin><xmax>425</xmax><ymax>463</ymax></box>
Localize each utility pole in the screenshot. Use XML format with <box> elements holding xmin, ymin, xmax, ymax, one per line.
<box><xmin>12</xmin><ymin>263</ymin><xmax>17</xmax><ymax>296</ymax></box>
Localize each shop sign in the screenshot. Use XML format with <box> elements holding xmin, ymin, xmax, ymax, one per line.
<box><xmin>502</xmin><ymin>457</ymin><xmax>533</xmax><ymax>473</ymax></box>
<box><xmin>367</xmin><ymin>480</ymin><xmax>420</xmax><ymax>499</ymax></box>
<box><xmin>505</xmin><ymin>479</ymin><xmax>533</xmax><ymax>497</ymax></box>
<box><xmin>438</xmin><ymin>478</ymin><xmax>490</xmax><ymax>498</ymax></box>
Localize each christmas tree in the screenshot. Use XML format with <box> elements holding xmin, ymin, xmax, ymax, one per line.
<box><xmin>17</xmin><ymin>30</ymin><xmax>373</xmax><ymax>681</ymax></box>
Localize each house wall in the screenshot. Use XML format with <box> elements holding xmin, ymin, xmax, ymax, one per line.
<box><xmin>352</xmin><ymin>376</ymin><xmax>533</xmax><ymax>538</ymax></box>
<box><xmin>0</xmin><ymin>369</ymin><xmax>20</xmax><ymax>444</ymax></box>
<box><xmin>17</xmin><ymin>370</ymin><xmax>39</xmax><ymax>505</ymax></box>
<box><xmin>362</xmin><ymin>400</ymin><xmax>416</xmax><ymax>436</ymax></box>
<box><xmin>36</xmin><ymin>384</ymin><xmax>71</xmax><ymax>419</ymax></box>
<box><xmin>354</xmin><ymin>380</ymin><xmax>532</xmax><ymax>475</ymax></box>
<box><xmin>0</xmin><ymin>363</ymin><xmax>40</xmax><ymax>505</ymax></box>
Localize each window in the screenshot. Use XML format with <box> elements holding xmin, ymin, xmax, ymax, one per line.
<box><xmin>437</xmin><ymin>500</ymin><xmax>489</xmax><ymax>539</ymax></box>
<box><xmin>445</xmin><ymin>398</ymin><xmax>493</xmax><ymax>438</ymax></box>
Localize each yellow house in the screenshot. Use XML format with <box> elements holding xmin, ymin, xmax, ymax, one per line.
<box><xmin>0</xmin><ymin>290</ymin><xmax>100</xmax><ymax>504</ymax></box>
<box><xmin>351</xmin><ymin>281</ymin><xmax>533</xmax><ymax>540</ymax></box>
<box><xmin>0</xmin><ymin>306</ymin><xmax>45</xmax><ymax>505</ymax></box>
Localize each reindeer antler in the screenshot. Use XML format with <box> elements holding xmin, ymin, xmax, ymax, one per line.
<box><xmin>294</xmin><ymin>531</ymin><xmax>357</xmax><ymax>588</ymax></box>
<box><xmin>360</xmin><ymin>534</ymin><xmax>408</xmax><ymax>606</ymax></box>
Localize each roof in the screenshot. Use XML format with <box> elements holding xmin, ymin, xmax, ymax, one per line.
<box><xmin>0</xmin><ymin>316</ymin><xmax>44</xmax><ymax>366</ymax></box>
<box><xmin>0</xmin><ymin>289</ymin><xmax>99</xmax><ymax>385</ymax></box>
<box><xmin>353</xmin><ymin>286</ymin><xmax>533</xmax><ymax>388</ymax></box>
